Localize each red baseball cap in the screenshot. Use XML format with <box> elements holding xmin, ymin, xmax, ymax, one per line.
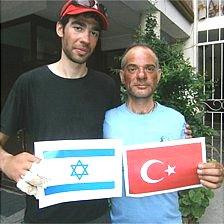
<box><xmin>59</xmin><ymin>0</ymin><xmax>109</xmax><ymax>30</ymax></box>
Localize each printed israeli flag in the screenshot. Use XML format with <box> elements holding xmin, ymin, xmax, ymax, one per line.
<box><xmin>34</xmin><ymin>139</ymin><xmax>122</xmax><ymax>208</ymax></box>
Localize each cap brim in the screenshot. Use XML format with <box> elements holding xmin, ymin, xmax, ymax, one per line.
<box><xmin>61</xmin><ymin>5</ymin><xmax>108</xmax><ymax>30</ymax></box>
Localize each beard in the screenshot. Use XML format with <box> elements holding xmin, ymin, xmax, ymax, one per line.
<box><xmin>63</xmin><ymin>45</ymin><xmax>92</xmax><ymax>64</ymax></box>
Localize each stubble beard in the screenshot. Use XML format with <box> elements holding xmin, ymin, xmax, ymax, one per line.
<box><xmin>63</xmin><ymin>47</ymin><xmax>91</xmax><ymax>64</ymax></box>
<box><xmin>128</xmin><ymin>85</ymin><xmax>155</xmax><ymax>99</ymax></box>
<box><xmin>129</xmin><ymin>91</ymin><xmax>153</xmax><ymax>100</ymax></box>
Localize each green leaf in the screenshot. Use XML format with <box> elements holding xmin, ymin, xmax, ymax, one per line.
<box><xmin>189</xmin><ymin>190</ymin><xmax>204</xmax><ymax>203</ymax></box>
<box><xmin>191</xmin><ymin>206</ymin><xmax>205</xmax><ymax>219</ymax></box>
<box><xmin>180</xmin><ymin>207</ymin><xmax>191</xmax><ymax>217</ymax></box>
<box><xmin>180</xmin><ymin>197</ymin><xmax>191</xmax><ymax>205</ymax></box>
<box><xmin>205</xmin><ymin>189</ymin><xmax>215</xmax><ymax>199</ymax></box>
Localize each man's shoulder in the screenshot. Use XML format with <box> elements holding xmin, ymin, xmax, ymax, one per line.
<box><xmin>10</xmin><ymin>66</ymin><xmax>48</xmax><ymax>90</ymax></box>
<box><xmin>105</xmin><ymin>104</ymin><xmax>124</xmax><ymax>117</ymax></box>
<box><xmin>158</xmin><ymin>103</ymin><xmax>184</xmax><ymax>120</ymax></box>
<box><xmin>157</xmin><ymin>103</ymin><xmax>184</xmax><ymax>118</ymax></box>
<box><xmin>17</xmin><ymin>65</ymin><xmax>47</xmax><ymax>81</ymax></box>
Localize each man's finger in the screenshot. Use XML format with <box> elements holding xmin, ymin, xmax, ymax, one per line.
<box><xmin>200</xmin><ymin>179</ymin><xmax>222</xmax><ymax>189</ymax></box>
<box><xmin>17</xmin><ymin>179</ymin><xmax>38</xmax><ymax>195</ymax></box>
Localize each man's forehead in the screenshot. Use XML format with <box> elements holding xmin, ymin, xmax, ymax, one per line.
<box><xmin>128</xmin><ymin>47</ymin><xmax>156</xmax><ymax>59</ymax></box>
<box><xmin>128</xmin><ymin>46</ymin><xmax>155</xmax><ymax>56</ymax></box>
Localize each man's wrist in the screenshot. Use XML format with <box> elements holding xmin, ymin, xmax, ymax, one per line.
<box><xmin>0</xmin><ymin>149</ymin><xmax>12</xmax><ymax>172</ymax></box>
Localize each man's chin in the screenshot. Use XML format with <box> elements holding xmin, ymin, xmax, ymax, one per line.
<box><xmin>130</xmin><ymin>89</ymin><xmax>152</xmax><ymax>98</ymax></box>
<box><xmin>131</xmin><ymin>92</ymin><xmax>153</xmax><ymax>99</ymax></box>
<box><xmin>71</xmin><ymin>56</ymin><xmax>89</xmax><ymax>64</ymax></box>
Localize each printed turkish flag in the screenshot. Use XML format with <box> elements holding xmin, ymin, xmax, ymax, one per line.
<box><xmin>123</xmin><ymin>137</ymin><xmax>206</xmax><ymax>197</ymax></box>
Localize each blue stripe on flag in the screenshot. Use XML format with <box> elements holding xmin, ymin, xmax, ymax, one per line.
<box><xmin>44</xmin><ymin>181</ymin><xmax>115</xmax><ymax>195</ymax></box>
<box><xmin>43</xmin><ymin>149</ymin><xmax>115</xmax><ymax>159</ymax></box>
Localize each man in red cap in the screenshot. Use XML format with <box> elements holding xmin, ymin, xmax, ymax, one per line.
<box><xmin>0</xmin><ymin>0</ymin><xmax>119</xmax><ymax>223</ymax></box>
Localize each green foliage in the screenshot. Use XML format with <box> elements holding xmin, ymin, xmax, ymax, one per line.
<box><xmin>118</xmin><ymin>3</ymin><xmax>216</xmax><ymax>223</ymax></box>
<box><xmin>179</xmin><ymin>188</ymin><xmax>214</xmax><ymax>223</ymax></box>
<box><xmin>133</xmin><ymin>4</ymin><xmax>214</xmax><ymax>138</ymax></box>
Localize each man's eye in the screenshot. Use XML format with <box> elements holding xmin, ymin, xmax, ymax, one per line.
<box><xmin>74</xmin><ymin>26</ymin><xmax>83</xmax><ymax>31</ymax></box>
<box><xmin>127</xmin><ymin>66</ymin><xmax>137</xmax><ymax>73</ymax></box>
<box><xmin>91</xmin><ymin>31</ymin><xmax>99</xmax><ymax>38</ymax></box>
<box><xmin>145</xmin><ymin>66</ymin><xmax>156</xmax><ymax>73</ymax></box>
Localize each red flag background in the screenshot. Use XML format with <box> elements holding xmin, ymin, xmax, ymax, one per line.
<box><xmin>125</xmin><ymin>138</ymin><xmax>206</xmax><ymax>195</ymax></box>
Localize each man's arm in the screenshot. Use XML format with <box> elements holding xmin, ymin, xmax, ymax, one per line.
<box><xmin>0</xmin><ymin>132</ymin><xmax>40</xmax><ymax>182</ymax></box>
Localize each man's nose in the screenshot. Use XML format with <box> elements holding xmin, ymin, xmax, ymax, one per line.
<box><xmin>137</xmin><ymin>67</ymin><xmax>147</xmax><ymax>79</ymax></box>
<box><xmin>81</xmin><ymin>30</ymin><xmax>91</xmax><ymax>44</ymax></box>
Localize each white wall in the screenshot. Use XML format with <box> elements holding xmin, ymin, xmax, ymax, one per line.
<box><xmin>198</xmin><ymin>16</ymin><xmax>224</xmax><ymax>31</ymax></box>
<box><xmin>101</xmin><ymin>0</ymin><xmax>193</xmax><ymax>52</ymax></box>
<box><xmin>153</xmin><ymin>0</ymin><xmax>192</xmax><ymax>37</ymax></box>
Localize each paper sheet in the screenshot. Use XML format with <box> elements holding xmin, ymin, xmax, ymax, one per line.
<box><xmin>34</xmin><ymin>139</ymin><xmax>123</xmax><ymax>208</ymax></box>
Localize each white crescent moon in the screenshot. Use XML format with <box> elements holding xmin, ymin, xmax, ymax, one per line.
<box><xmin>140</xmin><ymin>159</ymin><xmax>164</xmax><ymax>184</ymax></box>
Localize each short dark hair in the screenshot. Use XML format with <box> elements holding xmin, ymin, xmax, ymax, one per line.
<box><xmin>58</xmin><ymin>12</ymin><xmax>103</xmax><ymax>31</ymax></box>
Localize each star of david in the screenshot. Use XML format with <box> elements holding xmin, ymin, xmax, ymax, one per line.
<box><xmin>71</xmin><ymin>160</ymin><xmax>88</xmax><ymax>180</ymax></box>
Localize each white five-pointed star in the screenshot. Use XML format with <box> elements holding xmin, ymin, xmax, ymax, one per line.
<box><xmin>165</xmin><ymin>165</ymin><xmax>176</xmax><ymax>176</ymax></box>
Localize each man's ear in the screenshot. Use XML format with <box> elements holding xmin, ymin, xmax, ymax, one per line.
<box><xmin>56</xmin><ymin>21</ymin><xmax>64</xmax><ymax>38</ymax></box>
<box><xmin>119</xmin><ymin>70</ymin><xmax>125</xmax><ymax>84</ymax></box>
<box><xmin>157</xmin><ymin>69</ymin><xmax>162</xmax><ymax>84</ymax></box>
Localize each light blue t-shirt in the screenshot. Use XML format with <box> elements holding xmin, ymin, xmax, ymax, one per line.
<box><xmin>103</xmin><ymin>103</ymin><xmax>186</xmax><ymax>223</ymax></box>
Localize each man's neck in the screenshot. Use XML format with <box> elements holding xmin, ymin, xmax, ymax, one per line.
<box><xmin>126</xmin><ymin>99</ymin><xmax>156</xmax><ymax>115</ymax></box>
<box><xmin>49</xmin><ymin>59</ymin><xmax>88</xmax><ymax>79</ymax></box>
